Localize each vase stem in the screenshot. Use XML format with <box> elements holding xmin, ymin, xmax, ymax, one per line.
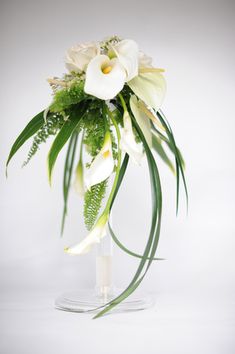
<box><xmin>95</xmin><ymin>217</ymin><xmax>113</xmax><ymax>298</ymax></box>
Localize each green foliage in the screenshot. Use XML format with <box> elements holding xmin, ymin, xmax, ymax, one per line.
<box><xmin>84</xmin><ymin>180</ymin><xmax>107</xmax><ymax>230</ymax></box>
<box><xmin>82</xmin><ymin>102</ymin><xmax>118</xmax><ymax>161</ymax></box>
<box><xmin>22</xmin><ymin>113</ymin><xmax>64</xmax><ymax>166</ymax></box>
<box><xmin>6</xmin><ymin>110</ymin><xmax>45</xmax><ymax>173</ymax></box>
<box><xmin>47</xmin><ymin>103</ymin><xmax>87</xmax><ymax>184</ymax></box>
<box><xmin>50</xmin><ymin>81</ymin><xmax>87</xmax><ymax>113</ymax></box>
<box><xmin>82</xmin><ymin>103</ymin><xmax>106</xmax><ymax>158</ymax></box>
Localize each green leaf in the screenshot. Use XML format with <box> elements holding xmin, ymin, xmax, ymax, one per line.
<box><xmin>108</xmin><ymin>222</ymin><xmax>164</xmax><ymax>261</ymax></box>
<box><xmin>108</xmin><ymin>154</ymin><xmax>164</xmax><ymax>261</ymax></box>
<box><xmin>152</xmin><ymin>134</ymin><xmax>175</xmax><ymax>174</ymax></box>
<box><xmin>156</xmin><ymin>110</ymin><xmax>188</xmax><ymax>213</ymax></box>
<box><xmin>152</xmin><ymin>124</ymin><xmax>185</xmax><ymax>170</ymax></box>
<box><xmin>6</xmin><ymin>110</ymin><xmax>45</xmax><ymax>174</ymax></box>
<box><xmin>61</xmin><ymin>132</ymin><xmax>78</xmax><ymax>236</ymax></box>
<box><xmin>47</xmin><ymin>103</ymin><xmax>87</xmax><ymax>184</ymax></box>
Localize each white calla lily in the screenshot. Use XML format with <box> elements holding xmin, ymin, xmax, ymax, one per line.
<box><xmin>65</xmin><ymin>42</ymin><xmax>99</xmax><ymax>73</ymax></box>
<box><xmin>85</xmin><ymin>131</ymin><xmax>114</xmax><ymax>189</ymax></box>
<box><xmin>138</xmin><ymin>51</ymin><xmax>153</xmax><ymax>68</ymax></box>
<box><xmin>120</xmin><ymin>110</ymin><xmax>143</xmax><ymax>164</ymax></box>
<box><xmin>74</xmin><ymin>159</ymin><xmax>85</xmax><ymax>197</ymax></box>
<box><xmin>64</xmin><ymin>214</ymin><xmax>108</xmax><ymax>255</ymax></box>
<box><xmin>130</xmin><ymin>95</ymin><xmax>152</xmax><ymax>148</ymax></box>
<box><xmin>111</xmin><ymin>39</ymin><xmax>139</xmax><ymax>81</ymax></box>
<box><xmin>84</xmin><ymin>55</ymin><xmax>126</xmax><ymax>99</ymax></box>
<box><xmin>128</xmin><ymin>72</ymin><xmax>166</xmax><ymax>112</ymax></box>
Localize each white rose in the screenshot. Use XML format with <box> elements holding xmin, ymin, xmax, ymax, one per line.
<box><xmin>65</xmin><ymin>42</ymin><xmax>100</xmax><ymax>73</ymax></box>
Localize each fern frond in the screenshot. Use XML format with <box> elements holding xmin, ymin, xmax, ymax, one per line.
<box><xmin>23</xmin><ymin>113</ymin><xmax>64</xmax><ymax>166</ymax></box>
<box><xmin>84</xmin><ymin>180</ymin><xmax>107</xmax><ymax>230</ymax></box>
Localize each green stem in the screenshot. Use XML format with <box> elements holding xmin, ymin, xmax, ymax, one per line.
<box><xmin>118</xmin><ymin>93</ymin><xmax>128</xmax><ymax>111</ymax></box>
<box><xmin>101</xmin><ymin>105</ymin><xmax>122</xmax><ymax>216</ymax></box>
<box><xmin>79</xmin><ymin>130</ymin><xmax>84</xmax><ymax>162</ymax></box>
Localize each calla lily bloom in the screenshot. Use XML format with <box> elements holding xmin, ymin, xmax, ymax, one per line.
<box><xmin>64</xmin><ymin>214</ymin><xmax>108</xmax><ymax>255</ymax></box>
<box><xmin>128</xmin><ymin>72</ymin><xmax>166</xmax><ymax>112</ymax></box>
<box><xmin>85</xmin><ymin>131</ymin><xmax>114</xmax><ymax>189</ymax></box>
<box><xmin>111</xmin><ymin>39</ymin><xmax>139</xmax><ymax>81</ymax></box>
<box><xmin>138</xmin><ymin>51</ymin><xmax>153</xmax><ymax>69</ymax></box>
<box><xmin>65</xmin><ymin>42</ymin><xmax>100</xmax><ymax>73</ymax></box>
<box><xmin>120</xmin><ymin>110</ymin><xmax>143</xmax><ymax>164</ymax></box>
<box><xmin>130</xmin><ymin>95</ymin><xmax>152</xmax><ymax>148</ymax></box>
<box><xmin>84</xmin><ymin>55</ymin><xmax>126</xmax><ymax>99</ymax></box>
<box><xmin>74</xmin><ymin>159</ymin><xmax>85</xmax><ymax>197</ymax></box>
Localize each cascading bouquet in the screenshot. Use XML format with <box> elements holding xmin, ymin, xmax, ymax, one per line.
<box><xmin>6</xmin><ymin>36</ymin><xmax>187</xmax><ymax>318</ymax></box>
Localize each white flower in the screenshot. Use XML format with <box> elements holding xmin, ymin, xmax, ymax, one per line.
<box><xmin>138</xmin><ymin>51</ymin><xmax>153</xmax><ymax>68</ymax></box>
<box><xmin>111</xmin><ymin>39</ymin><xmax>139</xmax><ymax>81</ymax></box>
<box><xmin>64</xmin><ymin>214</ymin><xmax>108</xmax><ymax>255</ymax></box>
<box><xmin>65</xmin><ymin>42</ymin><xmax>100</xmax><ymax>73</ymax></box>
<box><xmin>129</xmin><ymin>95</ymin><xmax>152</xmax><ymax>148</ymax></box>
<box><xmin>74</xmin><ymin>159</ymin><xmax>85</xmax><ymax>197</ymax></box>
<box><xmin>84</xmin><ymin>55</ymin><xmax>126</xmax><ymax>99</ymax></box>
<box><xmin>85</xmin><ymin>131</ymin><xmax>114</xmax><ymax>189</ymax></box>
<box><xmin>120</xmin><ymin>110</ymin><xmax>143</xmax><ymax>164</ymax></box>
<box><xmin>128</xmin><ymin>72</ymin><xmax>166</xmax><ymax>112</ymax></box>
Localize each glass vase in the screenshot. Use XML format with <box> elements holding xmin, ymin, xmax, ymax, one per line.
<box><xmin>55</xmin><ymin>216</ymin><xmax>154</xmax><ymax>314</ymax></box>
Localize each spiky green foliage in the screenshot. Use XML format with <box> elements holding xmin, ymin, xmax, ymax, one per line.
<box><xmin>50</xmin><ymin>81</ymin><xmax>87</xmax><ymax>113</ymax></box>
<box><xmin>23</xmin><ymin>113</ymin><xmax>64</xmax><ymax>166</ymax></box>
<box><xmin>84</xmin><ymin>180</ymin><xmax>107</xmax><ymax>230</ymax></box>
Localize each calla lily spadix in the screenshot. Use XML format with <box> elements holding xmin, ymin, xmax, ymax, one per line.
<box><xmin>74</xmin><ymin>159</ymin><xmax>85</xmax><ymax>197</ymax></box>
<box><xmin>64</xmin><ymin>214</ymin><xmax>109</xmax><ymax>255</ymax></box>
<box><xmin>85</xmin><ymin>131</ymin><xmax>114</xmax><ymax>189</ymax></box>
<box><xmin>84</xmin><ymin>55</ymin><xmax>126</xmax><ymax>100</ymax></box>
<box><xmin>120</xmin><ymin>110</ymin><xmax>143</xmax><ymax>164</ymax></box>
<box><xmin>130</xmin><ymin>95</ymin><xmax>152</xmax><ymax>148</ymax></box>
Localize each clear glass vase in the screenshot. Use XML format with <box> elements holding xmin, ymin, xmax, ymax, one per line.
<box><xmin>55</xmin><ymin>217</ymin><xmax>154</xmax><ymax>314</ymax></box>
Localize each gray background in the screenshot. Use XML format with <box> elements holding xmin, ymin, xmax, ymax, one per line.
<box><xmin>1</xmin><ymin>0</ymin><xmax>235</xmax><ymax>353</ymax></box>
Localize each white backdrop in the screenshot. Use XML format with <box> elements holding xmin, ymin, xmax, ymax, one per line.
<box><xmin>1</xmin><ymin>0</ymin><xmax>235</xmax><ymax>353</ymax></box>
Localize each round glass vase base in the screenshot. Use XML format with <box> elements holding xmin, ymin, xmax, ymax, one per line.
<box><xmin>55</xmin><ymin>288</ymin><xmax>154</xmax><ymax>314</ymax></box>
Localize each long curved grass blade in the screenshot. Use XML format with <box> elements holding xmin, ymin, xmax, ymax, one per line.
<box><xmin>47</xmin><ymin>103</ymin><xmax>86</xmax><ymax>184</ymax></box>
<box><xmin>152</xmin><ymin>134</ymin><xmax>175</xmax><ymax>174</ymax></box>
<box><xmin>151</xmin><ymin>124</ymin><xmax>185</xmax><ymax>170</ymax></box>
<box><xmin>94</xmin><ymin>110</ymin><xmax>162</xmax><ymax>319</ymax></box>
<box><xmin>108</xmin><ymin>222</ymin><xmax>164</xmax><ymax>260</ymax></box>
<box><xmin>61</xmin><ymin>132</ymin><xmax>78</xmax><ymax>236</ymax></box>
<box><xmin>108</xmin><ymin>153</ymin><xmax>163</xmax><ymax>260</ymax></box>
<box><xmin>156</xmin><ymin>110</ymin><xmax>188</xmax><ymax>212</ymax></box>
<box><xmin>6</xmin><ymin>110</ymin><xmax>45</xmax><ymax>174</ymax></box>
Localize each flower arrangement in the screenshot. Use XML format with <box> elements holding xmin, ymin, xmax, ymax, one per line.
<box><xmin>6</xmin><ymin>36</ymin><xmax>187</xmax><ymax>318</ymax></box>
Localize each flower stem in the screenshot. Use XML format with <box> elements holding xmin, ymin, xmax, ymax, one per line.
<box><xmin>118</xmin><ymin>93</ymin><xmax>128</xmax><ymax>112</ymax></box>
<box><xmin>101</xmin><ymin>105</ymin><xmax>122</xmax><ymax>216</ymax></box>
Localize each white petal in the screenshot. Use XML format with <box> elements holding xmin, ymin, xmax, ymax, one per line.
<box><xmin>120</xmin><ymin>111</ymin><xmax>143</xmax><ymax>164</ymax></box>
<box><xmin>84</xmin><ymin>132</ymin><xmax>114</xmax><ymax>189</ymax></box>
<box><xmin>112</xmin><ymin>39</ymin><xmax>139</xmax><ymax>81</ymax></box>
<box><xmin>128</xmin><ymin>72</ymin><xmax>166</xmax><ymax>112</ymax></box>
<box><xmin>138</xmin><ymin>51</ymin><xmax>153</xmax><ymax>68</ymax></box>
<box><xmin>65</xmin><ymin>225</ymin><xmax>106</xmax><ymax>255</ymax></box>
<box><xmin>130</xmin><ymin>95</ymin><xmax>152</xmax><ymax>148</ymax></box>
<box><xmin>65</xmin><ymin>42</ymin><xmax>99</xmax><ymax>73</ymax></box>
<box><xmin>84</xmin><ymin>55</ymin><xmax>126</xmax><ymax>99</ymax></box>
<box><xmin>85</xmin><ymin>152</ymin><xmax>114</xmax><ymax>189</ymax></box>
<box><xmin>64</xmin><ymin>215</ymin><xmax>108</xmax><ymax>255</ymax></box>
